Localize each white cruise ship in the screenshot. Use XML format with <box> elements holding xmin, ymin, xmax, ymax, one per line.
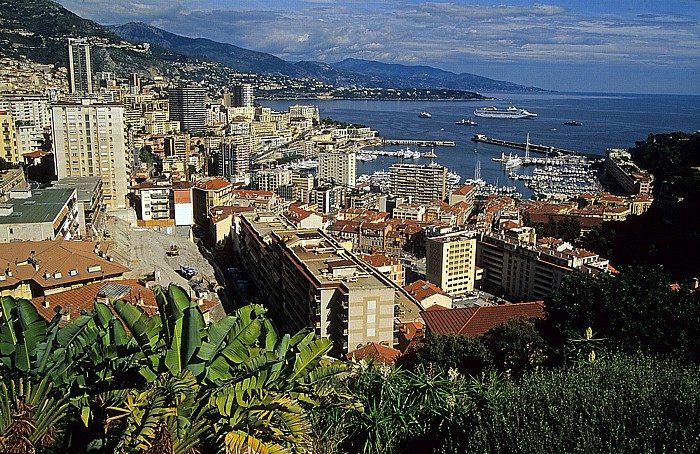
<box><xmin>474</xmin><ymin>106</ymin><xmax>537</xmax><ymax>119</ymax></box>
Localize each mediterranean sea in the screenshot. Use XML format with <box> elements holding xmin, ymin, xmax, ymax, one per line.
<box><xmin>261</xmin><ymin>93</ymin><xmax>700</xmax><ymax>198</ymax></box>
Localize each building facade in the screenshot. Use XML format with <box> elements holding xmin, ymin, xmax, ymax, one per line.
<box><xmin>68</xmin><ymin>38</ymin><xmax>93</xmax><ymax>95</ymax></box>
<box><xmin>390</xmin><ymin>163</ymin><xmax>447</xmax><ymax>204</ymax></box>
<box><xmin>168</xmin><ymin>87</ymin><xmax>206</xmax><ymax>133</ymax></box>
<box><xmin>51</xmin><ymin>100</ymin><xmax>130</xmax><ymax>209</ymax></box>
<box><xmin>426</xmin><ymin>231</ymin><xmax>478</xmax><ymax>296</ymax></box>
<box><xmin>318</xmin><ymin>150</ymin><xmax>356</xmax><ymax>188</ymax></box>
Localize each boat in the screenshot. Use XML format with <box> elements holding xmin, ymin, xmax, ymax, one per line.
<box><xmin>456</xmin><ymin>118</ymin><xmax>478</xmax><ymax>126</ymax></box>
<box><xmin>474</xmin><ymin>105</ymin><xmax>537</xmax><ymax>119</ymax></box>
<box><xmin>564</xmin><ymin>120</ymin><xmax>583</xmax><ymax>126</ymax></box>
<box><xmin>418</xmin><ymin>112</ymin><xmax>432</xmax><ymax>118</ymax></box>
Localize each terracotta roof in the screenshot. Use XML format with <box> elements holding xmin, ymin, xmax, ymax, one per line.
<box><xmin>420</xmin><ymin>302</ymin><xmax>545</xmax><ymax>337</ymax></box>
<box><xmin>22</xmin><ymin>150</ymin><xmax>51</xmax><ymax>159</ymax></box>
<box><xmin>453</xmin><ymin>184</ymin><xmax>476</xmax><ymax>195</ymax></box>
<box><xmin>404</xmin><ymin>279</ymin><xmax>451</xmax><ymax>301</ymax></box>
<box><xmin>347</xmin><ymin>342</ymin><xmax>401</xmax><ymax>364</ymax></box>
<box><xmin>359</xmin><ymin>254</ymin><xmax>399</xmax><ymax>268</ymax></box>
<box><xmin>196</xmin><ymin>178</ymin><xmax>231</xmax><ymax>191</ymax></box>
<box><xmin>398</xmin><ymin>321</ymin><xmax>424</xmax><ymax>340</ymax></box>
<box><xmin>30</xmin><ymin>279</ymin><xmax>220</xmax><ymax>325</ymax></box>
<box><xmin>0</xmin><ymin>240</ymin><xmax>129</xmax><ymax>293</ymax></box>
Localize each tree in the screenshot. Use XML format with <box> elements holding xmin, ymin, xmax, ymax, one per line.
<box><xmin>482</xmin><ymin>318</ymin><xmax>548</xmax><ymax>379</ymax></box>
<box><xmin>410</xmin><ymin>332</ymin><xmax>491</xmax><ymax>377</ymax></box>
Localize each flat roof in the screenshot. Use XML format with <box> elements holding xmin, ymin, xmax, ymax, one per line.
<box><xmin>0</xmin><ymin>188</ymin><xmax>75</xmax><ymax>225</ymax></box>
<box><xmin>53</xmin><ymin>177</ymin><xmax>102</xmax><ymax>204</ymax></box>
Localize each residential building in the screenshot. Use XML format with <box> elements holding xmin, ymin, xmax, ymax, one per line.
<box><xmin>173</xmin><ymin>181</ymin><xmax>194</xmax><ymax>226</ymax></box>
<box><xmin>217</xmin><ymin>141</ymin><xmax>251</xmax><ymax>182</ymax></box>
<box><xmin>425</xmin><ymin>231</ymin><xmax>478</xmax><ymax>296</ymax></box>
<box><xmin>476</xmin><ymin>231</ymin><xmax>610</xmax><ymax>301</ymax></box>
<box><xmin>288</xmin><ymin>105</ymin><xmax>320</xmax><ymax>123</ymax></box>
<box><xmin>257</xmin><ymin>167</ymin><xmax>292</xmax><ymax>193</ymax></box>
<box><xmin>51</xmin><ymin>100</ymin><xmax>130</xmax><ymax>209</ymax></box>
<box><xmin>0</xmin><ymin>169</ymin><xmax>27</xmax><ymax>201</ymax></box>
<box><xmin>0</xmin><ymin>111</ymin><xmax>18</xmax><ymax>163</ymax></box>
<box><xmin>0</xmin><ymin>188</ymin><xmax>79</xmax><ymax>242</ymax></box>
<box><xmin>604</xmin><ymin>148</ymin><xmax>654</xmax><ymax>196</ymax></box>
<box><xmin>318</xmin><ymin>150</ymin><xmax>356</xmax><ymax>188</ymax></box>
<box><xmin>225</xmin><ymin>84</ymin><xmax>254</xmax><ymax>108</ymax></box>
<box><xmin>390</xmin><ymin>163</ymin><xmax>447</xmax><ymax>204</ymax></box>
<box><xmin>192</xmin><ymin>177</ymin><xmax>232</xmax><ymax>226</ymax></box>
<box><xmin>233</xmin><ymin>213</ymin><xmax>423</xmax><ymax>357</ymax></box>
<box><xmin>0</xmin><ymin>240</ymin><xmax>129</xmax><ymax>299</ymax></box>
<box><xmin>359</xmin><ymin>254</ymin><xmax>406</xmax><ymax>287</ymax></box>
<box><xmin>347</xmin><ymin>343</ymin><xmax>401</xmax><ymax>365</ymax></box>
<box><xmin>168</xmin><ymin>87</ymin><xmax>206</xmax><ymax>133</ymax></box>
<box><xmin>404</xmin><ymin>279</ymin><xmax>452</xmax><ymax>309</ymax></box>
<box><xmin>0</xmin><ymin>94</ymin><xmax>51</xmax><ymax>159</ymax></box>
<box><xmin>52</xmin><ymin>176</ymin><xmax>104</xmax><ymax>239</ymax></box>
<box><xmin>68</xmin><ymin>38</ymin><xmax>93</xmax><ymax>95</ymax></box>
<box><xmin>131</xmin><ymin>180</ymin><xmax>173</xmax><ymax>226</ymax></box>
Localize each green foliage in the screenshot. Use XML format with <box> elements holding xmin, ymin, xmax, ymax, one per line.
<box><xmin>410</xmin><ymin>332</ymin><xmax>491</xmax><ymax>377</ymax></box>
<box><xmin>483</xmin><ymin>317</ymin><xmax>548</xmax><ymax>379</ymax></box>
<box><xmin>454</xmin><ymin>352</ymin><xmax>700</xmax><ymax>453</ymax></box>
<box><xmin>545</xmin><ymin>266</ymin><xmax>700</xmax><ymax>360</ymax></box>
<box><xmin>523</xmin><ymin>214</ymin><xmax>582</xmax><ymax>242</ymax></box>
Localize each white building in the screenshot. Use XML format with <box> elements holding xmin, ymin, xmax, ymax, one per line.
<box><xmin>51</xmin><ymin>100</ymin><xmax>130</xmax><ymax>210</ymax></box>
<box><xmin>318</xmin><ymin>150</ymin><xmax>356</xmax><ymax>188</ymax></box>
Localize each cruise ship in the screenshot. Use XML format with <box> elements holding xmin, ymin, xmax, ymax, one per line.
<box><xmin>474</xmin><ymin>106</ymin><xmax>537</xmax><ymax>119</ymax></box>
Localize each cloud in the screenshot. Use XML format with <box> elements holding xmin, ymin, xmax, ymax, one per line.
<box><xmin>56</xmin><ymin>1</ymin><xmax>700</xmax><ymax>72</ymax></box>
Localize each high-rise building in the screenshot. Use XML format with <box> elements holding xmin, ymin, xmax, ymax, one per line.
<box><xmin>168</xmin><ymin>87</ymin><xmax>206</xmax><ymax>133</ymax></box>
<box><xmin>217</xmin><ymin>141</ymin><xmax>251</xmax><ymax>181</ymax></box>
<box><xmin>51</xmin><ymin>100</ymin><xmax>130</xmax><ymax>210</ymax></box>
<box><xmin>318</xmin><ymin>150</ymin><xmax>356</xmax><ymax>188</ymax></box>
<box><xmin>390</xmin><ymin>163</ymin><xmax>447</xmax><ymax>204</ymax></box>
<box><xmin>68</xmin><ymin>38</ymin><xmax>93</xmax><ymax>95</ymax></box>
<box><xmin>224</xmin><ymin>84</ymin><xmax>254</xmax><ymax>108</ymax></box>
<box><xmin>426</xmin><ymin>231</ymin><xmax>478</xmax><ymax>296</ymax></box>
<box><xmin>0</xmin><ymin>111</ymin><xmax>18</xmax><ymax>163</ymax></box>
<box><xmin>0</xmin><ymin>94</ymin><xmax>52</xmax><ymax>159</ymax></box>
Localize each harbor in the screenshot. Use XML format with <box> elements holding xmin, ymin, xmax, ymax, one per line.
<box><xmin>382</xmin><ymin>139</ymin><xmax>456</xmax><ymax>147</ymax></box>
<box><xmin>471</xmin><ymin>134</ymin><xmax>598</xmax><ymax>158</ymax></box>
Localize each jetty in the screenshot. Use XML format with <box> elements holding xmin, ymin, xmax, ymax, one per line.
<box><xmin>383</xmin><ymin>139</ymin><xmax>456</xmax><ymax>147</ymax></box>
<box><xmin>470</xmin><ymin>134</ymin><xmax>598</xmax><ymax>158</ymax></box>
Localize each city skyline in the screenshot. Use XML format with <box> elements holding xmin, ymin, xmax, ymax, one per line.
<box><xmin>57</xmin><ymin>1</ymin><xmax>700</xmax><ymax>95</ymax></box>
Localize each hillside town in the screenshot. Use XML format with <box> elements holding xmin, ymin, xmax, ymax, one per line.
<box><xmin>0</xmin><ymin>37</ymin><xmax>662</xmax><ymax>360</ymax></box>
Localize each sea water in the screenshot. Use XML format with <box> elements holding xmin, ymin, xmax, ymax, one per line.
<box><xmin>261</xmin><ymin>93</ymin><xmax>700</xmax><ymax>198</ymax></box>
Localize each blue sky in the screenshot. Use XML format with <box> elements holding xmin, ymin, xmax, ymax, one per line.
<box><xmin>57</xmin><ymin>1</ymin><xmax>700</xmax><ymax>94</ymax></box>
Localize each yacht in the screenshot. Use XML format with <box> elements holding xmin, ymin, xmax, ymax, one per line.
<box><xmin>418</xmin><ymin>112</ymin><xmax>432</xmax><ymax>118</ymax></box>
<box><xmin>474</xmin><ymin>106</ymin><xmax>537</xmax><ymax>119</ymax></box>
<box><xmin>456</xmin><ymin>118</ymin><xmax>478</xmax><ymax>126</ymax></box>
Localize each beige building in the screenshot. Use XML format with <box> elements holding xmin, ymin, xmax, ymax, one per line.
<box><xmin>0</xmin><ymin>188</ymin><xmax>80</xmax><ymax>242</ymax></box>
<box><xmin>192</xmin><ymin>177</ymin><xmax>232</xmax><ymax>226</ymax></box>
<box><xmin>233</xmin><ymin>213</ymin><xmax>423</xmax><ymax>357</ymax></box>
<box><xmin>426</xmin><ymin>231</ymin><xmax>478</xmax><ymax>296</ymax></box>
<box><xmin>0</xmin><ymin>111</ymin><xmax>18</xmax><ymax>164</ymax></box>
<box><xmin>390</xmin><ymin>163</ymin><xmax>447</xmax><ymax>204</ymax></box>
<box><xmin>51</xmin><ymin>100</ymin><xmax>130</xmax><ymax>209</ymax></box>
<box><xmin>604</xmin><ymin>148</ymin><xmax>654</xmax><ymax>196</ymax></box>
<box><xmin>476</xmin><ymin>231</ymin><xmax>610</xmax><ymax>301</ymax></box>
<box><xmin>318</xmin><ymin>150</ymin><xmax>356</xmax><ymax>188</ymax></box>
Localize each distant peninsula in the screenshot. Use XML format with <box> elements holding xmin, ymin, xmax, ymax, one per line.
<box><xmin>261</xmin><ymin>87</ymin><xmax>494</xmax><ymax>101</ymax></box>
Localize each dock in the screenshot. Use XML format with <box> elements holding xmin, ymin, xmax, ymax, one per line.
<box><xmin>470</xmin><ymin>134</ymin><xmax>598</xmax><ymax>158</ymax></box>
<box><xmin>383</xmin><ymin>139</ymin><xmax>456</xmax><ymax>147</ymax></box>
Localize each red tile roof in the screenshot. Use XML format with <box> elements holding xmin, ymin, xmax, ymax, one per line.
<box><xmin>420</xmin><ymin>302</ymin><xmax>545</xmax><ymax>337</ymax></box>
<box><xmin>196</xmin><ymin>178</ymin><xmax>231</xmax><ymax>191</ymax></box>
<box><xmin>404</xmin><ymin>279</ymin><xmax>451</xmax><ymax>302</ymax></box>
<box><xmin>347</xmin><ymin>342</ymin><xmax>401</xmax><ymax>364</ymax></box>
<box><xmin>30</xmin><ymin>279</ymin><xmax>220</xmax><ymax>325</ymax></box>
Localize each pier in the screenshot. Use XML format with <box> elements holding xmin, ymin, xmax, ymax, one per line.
<box><xmin>471</xmin><ymin>134</ymin><xmax>598</xmax><ymax>158</ymax></box>
<box><xmin>383</xmin><ymin>139</ymin><xmax>456</xmax><ymax>147</ymax></box>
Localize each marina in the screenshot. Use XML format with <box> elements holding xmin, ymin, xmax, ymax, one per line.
<box><xmin>383</xmin><ymin>139</ymin><xmax>456</xmax><ymax>147</ymax></box>
<box><xmin>471</xmin><ymin>134</ymin><xmax>597</xmax><ymax>158</ymax></box>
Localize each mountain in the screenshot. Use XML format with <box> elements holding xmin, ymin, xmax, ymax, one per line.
<box><xmin>0</xmin><ymin>0</ymin><xmax>195</xmax><ymax>77</ymax></box>
<box><xmin>109</xmin><ymin>22</ymin><xmax>307</xmax><ymax>78</ymax></box>
<box><xmin>332</xmin><ymin>59</ymin><xmax>541</xmax><ymax>92</ymax></box>
<box><xmin>111</xmin><ymin>22</ymin><xmax>542</xmax><ymax>92</ymax></box>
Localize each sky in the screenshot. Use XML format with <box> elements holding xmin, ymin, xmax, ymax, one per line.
<box><xmin>56</xmin><ymin>0</ymin><xmax>700</xmax><ymax>94</ymax></box>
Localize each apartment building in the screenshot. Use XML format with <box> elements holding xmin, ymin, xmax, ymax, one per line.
<box><xmin>0</xmin><ymin>94</ymin><xmax>51</xmax><ymax>159</ymax></box>
<box><xmin>318</xmin><ymin>150</ymin><xmax>356</xmax><ymax>188</ymax></box>
<box><xmin>0</xmin><ymin>188</ymin><xmax>79</xmax><ymax>242</ymax></box>
<box><xmin>52</xmin><ymin>176</ymin><xmax>104</xmax><ymax>239</ymax></box>
<box><xmin>68</xmin><ymin>38</ymin><xmax>93</xmax><ymax>95</ymax></box>
<box><xmin>192</xmin><ymin>177</ymin><xmax>232</xmax><ymax>226</ymax></box>
<box><xmin>390</xmin><ymin>163</ymin><xmax>447</xmax><ymax>204</ymax></box>
<box><xmin>51</xmin><ymin>100</ymin><xmax>130</xmax><ymax>210</ymax></box>
<box><xmin>604</xmin><ymin>148</ymin><xmax>654</xmax><ymax>196</ymax></box>
<box><xmin>233</xmin><ymin>213</ymin><xmax>423</xmax><ymax>357</ymax></box>
<box><xmin>426</xmin><ymin>231</ymin><xmax>478</xmax><ymax>296</ymax></box>
<box><xmin>476</xmin><ymin>231</ymin><xmax>609</xmax><ymax>301</ymax></box>
<box><xmin>257</xmin><ymin>167</ymin><xmax>292</xmax><ymax>192</ymax></box>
